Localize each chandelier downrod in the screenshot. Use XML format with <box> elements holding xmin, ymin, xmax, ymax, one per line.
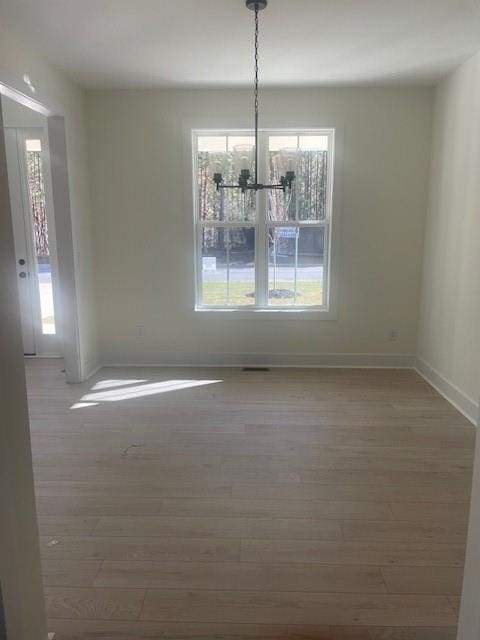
<box><xmin>212</xmin><ymin>0</ymin><xmax>296</xmax><ymax>194</ymax></box>
<box><xmin>254</xmin><ymin>3</ymin><xmax>259</xmax><ymax>185</ymax></box>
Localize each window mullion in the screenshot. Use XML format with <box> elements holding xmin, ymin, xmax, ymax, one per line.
<box><xmin>196</xmin><ymin>225</ymin><xmax>202</xmax><ymax>307</ymax></box>
<box><xmin>322</xmin><ymin>219</ymin><xmax>330</xmax><ymax>308</ymax></box>
<box><xmin>197</xmin><ymin>220</ymin><xmax>252</xmax><ymax>227</ymax></box>
<box><xmin>226</xmin><ymin>229</ymin><xmax>230</xmax><ymax>305</ymax></box>
<box><xmin>256</xmin><ymin>131</ymin><xmax>268</xmax><ymax>308</ymax></box>
<box><xmin>294</xmin><ymin>228</ymin><xmax>299</xmax><ymax>304</ymax></box>
<box><xmin>295</xmin><ymin>134</ymin><xmax>300</xmax><ymax>223</ymax></box>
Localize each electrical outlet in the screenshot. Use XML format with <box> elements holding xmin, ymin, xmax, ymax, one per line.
<box><xmin>388</xmin><ymin>328</ymin><xmax>399</xmax><ymax>342</ymax></box>
<box><xmin>135</xmin><ymin>325</ymin><xmax>145</xmax><ymax>338</ymax></box>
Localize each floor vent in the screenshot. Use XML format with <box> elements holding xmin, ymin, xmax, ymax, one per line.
<box><xmin>242</xmin><ymin>367</ymin><xmax>270</xmax><ymax>372</ymax></box>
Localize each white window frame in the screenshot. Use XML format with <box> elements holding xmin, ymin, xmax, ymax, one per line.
<box><xmin>193</xmin><ymin>128</ymin><xmax>335</xmax><ymax>314</ymax></box>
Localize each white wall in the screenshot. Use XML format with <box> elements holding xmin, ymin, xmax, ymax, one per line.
<box><xmin>430</xmin><ymin>52</ymin><xmax>480</xmax><ymax>640</ymax></box>
<box><xmin>0</xmin><ymin>22</ymin><xmax>98</xmax><ymax>378</ymax></box>
<box><xmin>86</xmin><ymin>87</ymin><xmax>433</xmax><ymax>365</ymax></box>
<box><xmin>417</xmin><ymin>52</ymin><xmax>480</xmax><ymax>419</ymax></box>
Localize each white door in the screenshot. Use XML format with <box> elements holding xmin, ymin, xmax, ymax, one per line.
<box><xmin>4</xmin><ymin>127</ymin><xmax>61</xmax><ymax>356</ymax></box>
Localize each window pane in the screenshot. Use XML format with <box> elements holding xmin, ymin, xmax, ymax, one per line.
<box><xmin>297</xmin><ymin>227</ymin><xmax>324</xmax><ymax>305</ymax></box>
<box><xmin>268</xmin><ymin>136</ymin><xmax>297</xmax><ymax>222</ymax></box>
<box><xmin>227</xmin><ymin>136</ymin><xmax>255</xmax><ymax>151</ymax></box>
<box><xmin>268</xmin><ymin>228</ymin><xmax>296</xmax><ymax>304</ymax></box>
<box><xmin>197</xmin><ymin>135</ymin><xmax>256</xmax><ymax>223</ymax></box>
<box><xmin>268</xmin><ymin>136</ymin><xmax>297</xmax><ymax>152</ymax></box>
<box><xmin>38</xmin><ymin>259</ymin><xmax>55</xmax><ymax>334</ymax></box>
<box><xmin>228</xmin><ymin>227</ymin><xmax>255</xmax><ymax>306</ymax></box>
<box><xmin>26</xmin><ymin>138</ymin><xmax>42</xmax><ymax>152</ymax></box>
<box><xmin>299</xmin><ymin>135</ymin><xmax>329</xmax><ymax>150</ymax></box>
<box><xmin>267</xmin><ymin>134</ymin><xmax>329</xmax><ymax>222</ymax></box>
<box><xmin>297</xmin><ymin>136</ymin><xmax>329</xmax><ymax>221</ymax></box>
<box><xmin>201</xmin><ymin>226</ymin><xmax>228</xmax><ymax>306</ymax></box>
<box><xmin>267</xmin><ymin>160</ymin><xmax>296</xmax><ymax>222</ymax></box>
<box><xmin>201</xmin><ymin>227</ymin><xmax>255</xmax><ymax>306</ymax></box>
<box><xmin>268</xmin><ymin>226</ymin><xmax>324</xmax><ymax>307</ymax></box>
<box><xmin>25</xmin><ymin>139</ymin><xmax>56</xmax><ymax>334</ymax></box>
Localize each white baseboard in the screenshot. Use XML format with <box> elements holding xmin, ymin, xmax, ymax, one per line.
<box><xmin>100</xmin><ymin>352</ymin><xmax>415</xmax><ymax>369</ymax></box>
<box><xmin>415</xmin><ymin>357</ymin><xmax>478</xmax><ymax>426</ymax></box>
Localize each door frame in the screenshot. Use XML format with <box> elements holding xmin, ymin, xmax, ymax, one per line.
<box><xmin>6</xmin><ymin>126</ymin><xmax>63</xmax><ymax>356</ymax></box>
<box><xmin>0</xmin><ymin>82</ymin><xmax>82</xmax><ymax>382</ymax></box>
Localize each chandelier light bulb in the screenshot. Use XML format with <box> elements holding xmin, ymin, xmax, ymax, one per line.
<box><xmin>208</xmin><ymin>152</ymin><xmax>227</xmax><ymax>177</ymax></box>
<box><xmin>280</xmin><ymin>147</ymin><xmax>298</xmax><ymax>174</ymax></box>
<box><xmin>233</xmin><ymin>144</ymin><xmax>254</xmax><ymax>174</ymax></box>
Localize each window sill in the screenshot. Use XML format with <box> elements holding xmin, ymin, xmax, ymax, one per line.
<box><xmin>194</xmin><ymin>306</ymin><xmax>337</xmax><ymax>320</ymax></box>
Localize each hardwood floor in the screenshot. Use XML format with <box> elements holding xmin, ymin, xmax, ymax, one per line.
<box><xmin>25</xmin><ymin>359</ymin><xmax>475</xmax><ymax>639</ymax></box>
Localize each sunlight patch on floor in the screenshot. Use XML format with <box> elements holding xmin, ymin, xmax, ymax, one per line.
<box><xmin>91</xmin><ymin>379</ymin><xmax>148</xmax><ymax>391</ymax></box>
<box><xmin>70</xmin><ymin>379</ymin><xmax>221</xmax><ymax>409</ymax></box>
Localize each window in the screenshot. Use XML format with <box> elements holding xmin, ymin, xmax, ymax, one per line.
<box><xmin>193</xmin><ymin>129</ymin><xmax>334</xmax><ymax>311</ymax></box>
<box><xmin>25</xmin><ymin>137</ymin><xmax>56</xmax><ymax>334</ymax></box>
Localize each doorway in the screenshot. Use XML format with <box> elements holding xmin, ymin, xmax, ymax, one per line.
<box><xmin>4</xmin><ymin>126</ymin><xmax>61</xmax><ymax>356</ymax></box>
<box><xmin>0</xmin><ymin>82</ymin><xmax>88</xmax><ymax>638</ymax></box>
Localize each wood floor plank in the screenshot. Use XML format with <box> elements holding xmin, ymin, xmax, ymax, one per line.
<box><xmin>38</xmin><ymin>516</ymin><xmax>100</xmax><ymax>536</ymax></box>
<box><xmin>42</xmin><ymin>559</ymin><xmax>102</xmax><ymax>587</ymax></box>
<box><xmin>140</xmin><ymin>589</ymin><xmax>457</xmax><ymax>626</ymax></box>
<box><xmin>93</xmin><ymin>515</ymin><xmax>342</xmax><ymax>540</ymax></box>
<box><xmin>368</xmin><ymin>629</ymin><xmax>457</xmax><ymax>640</ymax></box>
<box><xmin>35</xmin><ymin>480</ymin><xmax>232</xmax><ymax>499</ymax></box>
<box><xmin>44</xmin><ymin>586</ymin><xmax>145</xmax><ymax>620</ymax></box>
<box><xmin>220</xmin><ymin>449</ymin><xmax>472</xmax><ymax>474</ymax></box>
<box><xmin>232</xmin><ymin>482</ymin><xmax>470</xmax><ymax>503</ymax></box>
<box><xmin>40</xmin><ymin>535</ymin><xmax>240</xmax><ymax>562</ymax></box>
<box><xmin>44</xmin><ymin>620</ymin><xmax>459</xmax><ymax>640</ymax></box>
<box><xmin>341</xmin><ymin>520</ymin><xmax>468</xmax><ymax>544</ymax></box>
<box><xmin>196</xmin><ymin>424</ymin><xmax>475</xmax><ymax>449</ymax></box>
<box><xmin>33</xmin><ymin>464</ymin><xmax>472</xmax><ymax>486</ymax></box>
<box><xmin>153</xmin><ymin>498</ymin><xmax>392</xmax><ymax>520</ymax></box>
<box><xmin>35</xmin><ymin>495</ymin><xmax>394</xmax><ymax>520</ymax></box>
<box><xmin>95</xmin><ymin>560</ymin><xmax>386</xmax><ymax>593</ymax></box>
<box><xmin>299</xmin><ymin>469</ymin><xmax>472</xmax><ymax>486</ymax></box>
<box><xmin>244</xmin><ymin>420</ymin><xmax>475</xmax><ymax>450</ymax></box>
<box><xmin>381</xmin><ymin>566</ymin><xmax>464</xmax><ymax>595</ymax></box>
<box><xmin>389</xmin><ymin>502</ymin><xmax>470</xmax><ymax>524</ymax></box>
<box><xmin>241</xmin><ymin>539</ymin><xmax>465</xmax><ymax>567</ymax></box>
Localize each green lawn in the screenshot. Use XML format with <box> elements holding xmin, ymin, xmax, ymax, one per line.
<box><xmin>203</xmin><ymin>281</ymin><xmax>323</xmax><ymax>306</ymax></box>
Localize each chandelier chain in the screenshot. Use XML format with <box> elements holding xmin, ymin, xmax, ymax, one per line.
<box><xmin>254</xmin><ymin>5</ymin><xmax>259</xmax><ymax>122</ymax></box>
<box><xmin>254</xmin><ymin>4</ymin><xmax>259</xmax><ymax>183</ymax></box>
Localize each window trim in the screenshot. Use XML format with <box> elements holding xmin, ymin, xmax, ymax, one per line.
<box><xmin>191</xmin><ymin>127</ymin><xmax>339</xmax><ymax>317</ymax></box>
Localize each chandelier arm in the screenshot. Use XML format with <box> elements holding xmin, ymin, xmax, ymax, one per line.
<box><xmin>217</xmin><ymin>183</ymin><xmax>286</xmax><ymax>191</ymax></box>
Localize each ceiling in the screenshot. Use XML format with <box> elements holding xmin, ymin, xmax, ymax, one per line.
<box><xmin>1</xmin><ymin>0</ymin><xmax>480</xmax><ymax>89</ymax></box>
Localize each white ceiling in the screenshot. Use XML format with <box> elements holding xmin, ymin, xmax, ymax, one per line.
<box><xmin>1</xmin><ymin>0</ymin><xmax>480</xmax><ymax>89</ymax></box>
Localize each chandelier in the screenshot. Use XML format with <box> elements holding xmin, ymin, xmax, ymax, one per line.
<box><xmin>211</xmin><ymin>0</ymin><xmax>296</xmax><ymax>194</ymax></box>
